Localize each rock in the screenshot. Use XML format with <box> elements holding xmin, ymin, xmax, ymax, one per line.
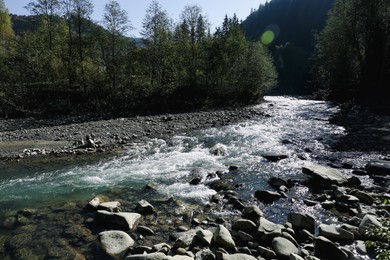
<box><xmin>232</xmin><ymin>219</ymin><xmax>257</xmax><ymax>235</ymax></box>
<box><xmin>137</xmin><ymin>226</ymin><xmax>155</xmax><ymax>236</ymax></box>
<box><xmin>314</xmin><ymin>236</ymin><xmax>348</xmax><ymax>260</ymax></box>
<box><xmin>152</xmin><ymin>243</ymin><xmax>171</xmax><ymax>253</ymax></box>
<box><xmin>303</xmin><ymin>199</ymin><xmax>317</xmax><ymax>206</ymax></box>
<box><xmin>257</xmin><ymin>246</ymin><xmax>277</xmax><ymax>258</ymax></box>
<box><xmin>351</xmin><ymin>190</ymin><xmax>374</xmax><ymax>205</ymax></box>
<box><xmin>289</xmin><ymin>253</ymin><xmax>305</xmax><ymax>260</ymax></box>
<box><xmin>302</xmin><ymin>164</ymin><xmax>348</xmax><ymax>185</ymax></box>
<box><xmin>220</xmin><ymin>253</ymin><xmax>257</xmax><ymax>260</ymax></box>
<box><xmin>194</xmin><ymin>249</ymin><xmax>215</xmax><ymax>260</ymax></box>
<box><xmin>209</xmin><ymin>181</ymin><xmax>233</xmax><ymax>192</ymax></box>
<box><xmin>340</xmin><ymin>223</ymin><xmax>360</xmax><ymax>238</ymax></box>
<box><xmin>336</xmin><ymin>194</ymin><xmax>360</xmax><ymax>205</ymax></box>
<box><xmin>268</xmin><ymin>177</ymin><xmax>289</xmax><ymax>188</ymax></box>
<box><xmin>254</xmin><ymin>190</ymin><xmax>283</xmax><ymax>204</ymax></box>
<box><xmin>235</xmin><ymin>230</ymin><xmax>253</xmax><ymax>244</ymax></box>
<box><xmin>195</xmin><ymin>229</ymin><xmax>213</xmax><ymax>246</ymax></box>
<box><xmin>262</xmin><ymin>154</ymin><xmax>288</xmax><ymax>162</ymax></box>
<box><xmin>256</xmin><ymin>217</ymin><xmax>283</xmax><ymax>242</ymax></box>
<box><xmin>359</xmin><ymin>214</ymin><xmax>383</xmax><ymax>236</ymax></box>
<box><xmin>228</xmin><ymin>165</ymin><xmax>239</xmax><ymax>171</ymax></box>
<box><xmin>355</xmin><ymin>240</ymin><xmax>367</xmax><ymax>255</ymax></box>
<box><xmin>210</xmin><ymin>144</ymin><xmax>227</xmax><ymax>156</ymax></box>
<box><xmin>242</xmin><ymin>205</ymin><xmax>264</xmax><ymax>222</ymax></box>
<box><xmin>99</xmin><ymin>230</ymin><xmax>134</xmax><ymax>257</ymax></box>
<box><xmin>143</xmin><ymin>183</ymin><xmax>158</xmax><ymax>190</ymax></box>
<box><xmin>321</xmin><ymin>200</ymin><xmax>335</xmax><ymax>210</ymax></box>
<box><xmin>347</xmin><ymin>176</ymin><xmax>361</xmax><ymax>186</ymax></box>
<box><xmin>318</xmin><ymin>224</ymin><xmax>354</xmax><ymax>243</ymax></box>
<box><xmin>190</xmin><ymin>177</ymin><xmax>202</xmax><ymax>185</ymax></box>
<box><xmin>272</xmin><ymin>237</ymin><xmax>299</xmax><ymax>259</ymax></box>
<box><xmin>135</xmin><ymin>200</ymin><xmax>156</xmax><ymax>215</ymax></box>
<box><xmin>164</xmin><ymin>255</ymin><xmax>194</xmax><ymax>260</ymax></box>
<box><xmin>97</xmin><ymin>201</ymin><xmax>121</xmax><ymax>212</ymax></box>
<box><xmin>96</xmin><ymin>210</ymin><xmax>141</xmax><ymax>230</ymax></box>
<box><xmin>213</xmin><ymin>225</ymin><xmax>236</xmax><ymax>250</ymax></box>
<box><xmin>365</xmin><ymin>160</ymin><xmax>390</xmax><ymax>176</ymax></box>
<box><xmin>125</xmin><ymin>252</ymin><xmax>166</xmax><ymax>259</ymax></box>
<box><xmin>282</xmin><ymin>231</ymin><xmax>299</xmax><ymax>247</ymax></box>
<box><xmin>287</xmin><ymin>213</ymin><xmax>315</xmax><ymax>233</ymax></box>
<box><xmin>173</xmin><ymin>227</ymin><xmax>202</xmax><ymax>249</ymax></box>
<box><xmin>88</xmin><ymin>196</ymin><xmax>105</xmax><ymax>209</ymax></box>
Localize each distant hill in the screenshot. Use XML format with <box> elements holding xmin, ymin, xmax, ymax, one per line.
<box><xmin>10</xmin><ymin>14</ymin><xmax>40</xmax><ymax>35</ymax></box>
<box><xmin>242</xmin><ymin>0</ymin><xmax>334</xmax><ymax>94</ymax></box>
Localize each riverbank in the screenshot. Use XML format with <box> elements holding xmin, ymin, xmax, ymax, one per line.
<box><xmin>0</xmin><ymin>107</ymin><xmax>263</xmax><ymax>161</ymax></box>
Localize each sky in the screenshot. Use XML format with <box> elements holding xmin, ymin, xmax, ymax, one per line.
<box><xmin>4</xmin><ymin>0</ymin><xmax>267</xmax><ymax>37</ymax></box>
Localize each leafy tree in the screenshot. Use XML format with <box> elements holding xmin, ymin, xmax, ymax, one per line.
<box><xmin>102</xmin><ymin>0</ymin><xmax>131</xmax><ymax>89</ymax></box>
<box><xmin>0</xmin><ymin>0</ymin><xmax>15</xmax><ymax>57</ymax></box>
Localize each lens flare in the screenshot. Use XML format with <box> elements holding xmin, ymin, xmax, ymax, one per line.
<box><xmin>261</xmin><ymin>31</ymin><xmax>275</xmax><ymax>45</ymax></box>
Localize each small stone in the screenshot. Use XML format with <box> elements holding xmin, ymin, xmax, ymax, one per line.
<box><xmin>135</xmin><ymin>200</ymin><xmax>155</xmax><ymax>215</ymax></box>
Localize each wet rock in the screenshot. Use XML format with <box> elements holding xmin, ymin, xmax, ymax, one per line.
<box><xmin>303</xmin><ymin>199</ymin><xmax>317</xmax><ymax>206</ymax></box>
<box><xmin>347</xmin><ymin>176</ymin><xmax>361</xmax><ymax>186</ymax></box>
<box><xmin>195</xmin><ymin>229</ymin><xmax>213</xmax><ymax>246</ymax></box>
<box><xmin>302</xmin><ymin>164</ymin><xmax>348</xmax><ymax>185</ymax></box>
<box><xmin>96</xmin><ymin>210</ymin><xmax>141</xmax><ymax>230</ymax></box>
<box><xmin>210</xmin><ymin>194</ymin><xmax>221</xmax><ymax>203</ymax></box>
<box><xmin>365</xmin><ymin>160</ymin><xmax>390</xmax><ymax>176</ymax></box>
<box><xmin>213</xmin><ymin>225</ymin><xmax>236</xmax><ymax>250</ymax></box>
<box><xmin>99</xmin><ymin>230</ymin><xmax>134</xmax><ymax>257</ymax></box>
<box><xmin>272</xmin><ymin>236</ymin><xmax>299</xmax><ymax>259</ymax></box>
<box><xmin>190</xmin><ymin>177</ymin><xmax>202</xmax><ymax>185</ymax></box>
<box><xmin>359</xmin><ymin>214</ymin><xmax>382</xmax><ymax>236</ymax></box>
<box><xmin>97</xmin><ymin>201</ymin><xmax>121</xmax><ymax>212</ymax></box>
<box><xmin>135</xmin><ymin>200</ymin><xmax>156</xmax><ymax>215</ymax></box>
<box><xmin>268</xmin><ymin>177</ymin><xmax>294</xmax><ymax>188</ymax></box>
<box><xmin>143</xmin><ymin>183</ymin><xmax>158</xmax><ymax>191</ymax></box>
<box><xmin>152</xmin><ymin>243</ymin><xmax>171</xmax><ymax>253</ymax></box>
<box><xmin>282</xmin><ymin>231</ymin><xmax>299</xmax><ymax>247</ymax></box>
<box><xmin>254</xmin><ymin>190</ymin><xmax>283</xmax><ymax>204</ymax></box>
<box><xmin>262</xmin><ymin>153</ymin><xmax>288</xmax><ymax>162</ymax></box>
<box><xmin>355</xmin><ymin>240</ymin><xmax>367</xmax><ymax>255</ymax></box>
<box><xmin>210</xmin><ymin>144</ymin><xmax>227</xmax><ymax>156</ymax></box>
<box><xmin>287</xmin><ymin>213</ymin><xmax>315</xmax><ymax>234</ymax></box>
<box><xmin>318</xmin><ymin>224</ymin><xmax>354</xmax><ymax>243</ymax></box>
<box><xmin>242</xmin><ymin>205</ymin><xmax>264</xmax><ymax>222</ymax></box>
<box><xmin>228</xmin><ymin>165</ymin><xmax>239</xmax><ymax>171</ymax></box>
<box><xmin>321</xmin><ymin>200</ymin><xmax>335</xmax><ymax>210</ymax></box>
<box><xmin>314</xmin><ymin>236</ymin><xmax>348</xmax><ymax>260</ymax></box>
<box><xmin>209</xmin><ymin>181</ymin><xmax>233</xmax><ymax>192</ymax></box>
<box><xmin>350</xmin><ymin>190</ymin><xmax>374</xmax><ymax>205</ymax></box>
<box><xmin>220</xmin><ymin>253</ymin><xmax>257</xmax><ymax>260</ymax></box>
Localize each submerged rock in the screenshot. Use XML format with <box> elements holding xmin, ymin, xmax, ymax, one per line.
<box><xmin>262</xmin><ymin>153</ymin><xmax>289</xmax><ymax>162</ymax></box>
<box><xmin>254</xmin><ymin>190</ymin><xmax>283</xmax><ymax>204</ymax></box>
<box><xmin>365</xmin><ymin>160</ymin><xmax>390</xmax><ymax>176</ymax></box>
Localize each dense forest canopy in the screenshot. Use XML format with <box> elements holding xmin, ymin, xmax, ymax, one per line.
<box><xmin>0</xmin><ymin>0</ymin><xmax>277</xmax><ymax>118</ymax></box>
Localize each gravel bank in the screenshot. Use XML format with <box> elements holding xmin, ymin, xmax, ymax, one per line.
<box><xmin>0</xmin><ymin>107</ymin><xmax>263</xmax><ymax>161</ymax></box>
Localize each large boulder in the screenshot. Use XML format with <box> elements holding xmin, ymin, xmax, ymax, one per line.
<box><xmin>359</xmin><ymin>214</ymin><xmax>383</xmax><ymax>236</ymax></box>
<box><xmin>97</xmin><ymin>210</ymin><xmax>141</xmax><ymax>230</ymax></box>
<box><xmin>173</xmin><ymin>227</ymin><xmax>202</xmax><ymax>249</ymax></box>
<box><xmin>365</xmin><ymin>160</ymin><xmax>390</xmax><ymax>176</ymax></box>
<box><xmin>213</xmin><ymin>225</ymin><xmax>236</xmax><ymax>250</ymax></box>
<box><xmin>254</xmin><ymin>190</ymin><xmax>283</xmax><ymax>204</ymax></box>
<box><xmin>232</xmin><ymin>219</ymin><xmax>257</xmax><ymax>235</ymax></box>
<box><xmin>272</xmin><ymin>237</ymin><xmax>299</xmax><ymax>259</ymax></box>
<box><xmin>287</xmin><ymin>213</ymin><xmax>315</xmax><ymax>234</ymax></box>
<box><xmin>314</xmin><ymin>236</ymin><xmax>348</xmax><ymax>260</ymax></box>
<box><xmin>302</xmin><ymin>164</ymin><xmax>348</xmax><ymax>185</ymax></box>
<box><xmin>318</xmin><ymin>224</ymin><xmax>354</xmax><ymax>243</ymax></box>
<box><xmin>242</xmin><ymin>205</ymin><xmax>264</xmax><ymax>222</ymax></box>
<box><xmin>195</xmin><ymin>229</ymin><xmax>213</xmax><ymax>247</ymax></box>
<box><xmin>99</xmin><ymin>230</ymin><xmax>134</xmax><ymax>257</ymax></box>
<box><xmin>256</xmin><ymin>217</ymin><xmax>284</xmax><ymax>242</ymax></box>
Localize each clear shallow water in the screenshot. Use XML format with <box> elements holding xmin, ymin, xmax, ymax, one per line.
<box><xmin>0</xmin><ymin>96</ymin><xmax>380</xmax><ymax>223</ymax></box>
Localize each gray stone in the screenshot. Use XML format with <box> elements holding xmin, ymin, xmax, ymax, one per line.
<box><xmin>289</xmin><ymin>253</ymin><xmax>304</xmax><ymax>260</ymax></box>
<box><xmin>242</xmin><ymin>205</ymin><xmax>264</xmax><ymax>222</ymax></box>
<box><xmin>236</xmin><ymin>230</ymin><xmax>253</xmax><ymax>244</ymax></box>
<box><xmin>351</xmin><ymin>190</ymin><xmax>374</xmax><ymax>205</ymax></box>
<box><xmin>213</xmin><ymin>225</ymin><xmax>236</xmax><ymax>250</ymax></box>
<box><xmin>196</xmin><ymin>229</ymin><xmax>213</xmax><ymax>246</ymax></box>
<box><xmin>125</xmin><ymin>253</ymin><xmax>166</xmax><ymax>259</ymax></box>
<box><xmin>232</xmin><ymin>219</ymin><xmax>257</xmax><ymax>235</ymax></box>
<box><xmin>173</xmin><ymin>227</ymin><xmax>202</xmax><ymax>249</ymax></box>
<box><xmin>135</xmin><ymin>200</ymin><xmax>156</xmax><ymax>215</ymax></box>
<box><xmin>262</xmin><ymin>153</ymin><xmax>288</xmax><ymax>162</ymax></box>
<box><xmin>359</xmin><ymin>214</ymin><xmax>383</xmax><ymax>236</ymax></box>
<box><xmin>303</xmin><ymin>164</ymin><xmax>348</xmax><ymax>185</ymax></box>
<box><xmin>152</xmin><ymin>243</ymin><xmax>171</xmax><ymax>253</ymax></box>
<box><xmin>210</xmin><ymin>144</ymin><xmax>227</xmax><ymax>156</ymax></box>
<box><xmin>88</xmin><ymin>196</ymin><xmax>103</xmax><ymax>209</ymax></box>
<box><xmin>287</xmin><ymin>213</ymin><xmax>315</xmax><ymax>233</ymax></box>
<box><xmin>97</xmin><ymin>201</ymin><xmax>121</xmax><ymax>212</ymax></box>
<box><xmin>355</xmin><ymin>240</ymin><xmax>367</xmax><ymax>255</ymax></box>
<box><xmin>99</xmin><ymin>230</ymin><xmax>134</xmax><ymax>257</ymax></box>
<box><xmin>137</xmin><ymin>226</ymin><xmax>155</xmax><ymax>236</ymax></box>
<box><xmin>164</xmin><ymin>256</ymin><xmax>194</xmax><ymax>260</ymax></box>
<box><xmin>220</xmin><ymin>253</ymin><xmax>257</xmax><ymax>260</ymax></box>
<box><xmin>318</xmin><ymin>224</ymin><xmax>354</xmax><ymax>243</ymax></box>
<box><xmin>256</xmin><ymin>217</ymin><xmax>284</xmax><ymax>241</ymax></box>
<box><xmin>282</xmin><ymin>231</ymin><xmax>299</xmax><ymax>247</ymax></box>
<box><xmin>257</xmin><ymin>246</ymin><xmax>277</xmax><ymax>258</ymax></box>
<box><xmin>194</xmin><ymin>249</ymin><xmax>215</xmax><ymax>260</ymax></box>
<box><xmin>97</xmin><ymin>210</ymin><xmax>141</xmax><ymax>230</ymax></box>
<box><xmin>272</xmin><ymin>237</ymin><xmax>299</xmax><ymax>259</ymax></box>
<box><xmin>314</xmin><ymin>236</ymin><xmax>348</xmax><ymax>260</ymax></box>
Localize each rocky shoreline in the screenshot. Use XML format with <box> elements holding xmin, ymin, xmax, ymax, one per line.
<box><xmin>0</xmin><ymin>107</ymin><xmax>262</xmax><ymax>161</ymax></box>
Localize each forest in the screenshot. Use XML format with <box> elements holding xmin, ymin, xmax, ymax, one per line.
<box><xmin>1</xmin><ymin>0</ymin><xmax>390</xmax><ymax>118</ymax></box>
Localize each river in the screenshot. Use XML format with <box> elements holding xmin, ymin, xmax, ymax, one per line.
<box><xmin>0</xmin><ymin>96</ymin><xmax>380</xmax><ymax>258</ymax></box>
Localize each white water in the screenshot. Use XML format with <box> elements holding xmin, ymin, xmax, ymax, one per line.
<box><xmin>0</xmin><ymin>96</ymin><xmax>380</xmax><ymax>223</ymax></box>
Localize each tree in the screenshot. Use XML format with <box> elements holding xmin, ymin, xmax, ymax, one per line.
<box><xmin>0</xmin><ymin>0</ymin><xmax>15</xmax><ymax>57</ymax></box>
<box><xmin>102</xmin><ymin>0</ymin><xmax>131</xmax><ymax>89</ymax></box>
<box><xmin>141</xmin><ymin>0</ymin><xmax>174</xmax><ymax>92</ymax></box>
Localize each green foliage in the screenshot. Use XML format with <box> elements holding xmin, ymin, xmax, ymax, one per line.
<box><xmin>0</xmin><ymin>1</ymin><xmax>277</xmax><ymax>117</ymax></box>
<box><xmin>312</xmin><ymin>0</ymin><xmax>390</xmax><ymax>107</ymax></box>
<box><xmin>366</xmin><ymin>218</ymin><xmax>390</xmax><ymax>259</ymax></box>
